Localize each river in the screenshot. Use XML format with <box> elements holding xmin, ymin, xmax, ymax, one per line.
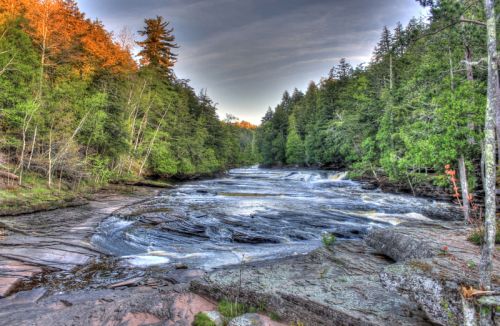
<box><xmin>91</xmin><ymin>167</ymin><xmax>457</xmax><ymax>271</ymax></box>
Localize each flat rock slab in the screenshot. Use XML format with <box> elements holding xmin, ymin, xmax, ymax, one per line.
<box><xmin>191</xmin><ymin>242</ymin><xmax>432</xmax><ymax>326</ymax></box>
<box><xmin>0</xmin><ymin>285</ymin><xmax>215</xmax><ymax>326</ymax></box>
<box><xmin>0</xmin><ymin>259</ymin><xmax>43</xmax><ymax>297</ymax></box>
<box><xmin>0</xmin><ymin>187</ymin><xmax>158</xmax><ymax>298</ymax></box>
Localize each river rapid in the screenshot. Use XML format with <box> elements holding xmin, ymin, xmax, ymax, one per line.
<box><xmin>92</xmin><ymin>167</ymin><xmax>457</xmax><ymax>271</ymax></box>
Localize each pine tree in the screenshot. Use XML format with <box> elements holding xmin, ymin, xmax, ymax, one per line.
<box><xmin>373</xmin><ymin>26</ymin><xmax>392</xmax><ymax>63</ymax></box>
<box><xmin>137</xmin><ymin>16</ymin><xmax>178</xmax><ymax>72</ymax></box>
<box><xmin>286</xmin><ymin>115</ymin><xmax>305</xmax><ymax>165</ymax></box>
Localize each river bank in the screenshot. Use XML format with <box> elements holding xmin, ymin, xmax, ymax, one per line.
<box><xmin>0</xmin><ymin>168</ymin><xmax>497</xmax><ymax>325</ymax></box>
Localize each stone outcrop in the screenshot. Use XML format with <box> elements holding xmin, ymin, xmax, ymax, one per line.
<box><xmin>191</xmin><ymin>242</ymin><xmax>432</xmax><ymax>326</ymax></box>
<box><xmin>366</xmin><ymin>221</ymin><xmax>500</xmax><ymax>325</ymax></box>
<box><xmin>0</xmin><ymin>285</ymin><xmax>215</xmax><ymax>326</ymax></box>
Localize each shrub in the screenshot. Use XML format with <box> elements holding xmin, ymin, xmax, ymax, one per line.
<box><xmin>149</xmin><ymin>146</ymin><xmax>177</xmax><ymax>176</ymax></box>
<box><xmin>322</xmin><ymin>232</ymin><xmax>337</xmax><ymax>248</ymax></box>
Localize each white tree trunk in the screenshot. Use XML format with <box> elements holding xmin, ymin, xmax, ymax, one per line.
<box><xmin>458</xmin><ymin>155</ymin><xmax>471</xmax><ymax>222</ymax></box>
<box><xmin>480</xmin><ymin>1</ymin><xmax>498</xmax><ymax>324</ymax></box>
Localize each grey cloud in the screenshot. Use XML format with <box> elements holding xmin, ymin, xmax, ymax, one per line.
<box><xmin>78</xmin><ymin>0</ymin><xmax>425</xmax><ymax>123</ymax></box>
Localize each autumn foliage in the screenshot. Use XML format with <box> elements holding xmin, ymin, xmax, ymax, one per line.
<box><xmin>233</xmin><ymin>121</ymin><xmax>257</xmax><ymax>130</ymax></box>
<box><xmin>0</xmin><ymin>0</ymin><xmax>135</xmax><ymax>75</ymax></box>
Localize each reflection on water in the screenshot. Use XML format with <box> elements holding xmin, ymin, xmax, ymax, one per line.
<box><xmin>92</xmin><ymin>167</ymin><xmax>457</xmax><ymax>270</ymax></box>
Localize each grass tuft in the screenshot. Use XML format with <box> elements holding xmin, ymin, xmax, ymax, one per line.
<box><xmin>467</xmin><ymin>221</ymin><xmax>500</xmax><ymax>246</ymax></box>
<box><xmin>192</xmin><ymin>312</ymin><xmax>217</xmax><ymax>326</ymax></box>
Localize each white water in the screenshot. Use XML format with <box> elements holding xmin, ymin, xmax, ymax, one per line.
<box><xmin>92</xmin><ymin>167</ymin><xmax>457</xmax><ymax>269</ymax></box>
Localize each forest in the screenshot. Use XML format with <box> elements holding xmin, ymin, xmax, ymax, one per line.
<box><xmin>0</xmin><ymin>0</ymin><xmax>499</xmax><ymax>324</ymax></box>
<box><xmin>0</xmin><ymin>0</ymin><xmax>257</xmax><ymax>197</ymax></box>
<box><xmin>255</xmin><ymin>0</ymin><xmax>494</xmax><ymax>221</ymax></box>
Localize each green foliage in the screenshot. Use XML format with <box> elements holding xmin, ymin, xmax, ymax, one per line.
<box><xmin>286</xmin><ymin>115</ymin><xmax>305</xmax><ymax>165</ymax></box>
<box><xmin>149</xmin><ymin>145</ymin><xmax>177</xmax><ymax>176</ymax></box>
<box><xmin>217</xmin><ymin>300</ymin><xmax>250</xmax><ymax>319</ymax></box>
<box><xmin>255</xmin><ymin>5</ymin><xmax>487</xmax><ymax>194</ymax></box>
<box><xmin>192</xmin><ymin>313</ymin><xmax>216</xmax><ymax>326</ymax></box>
<box><xmin>0</xmin><ymin>8</ymin><xmax>257</xmax><ymax>195</ymax></box>
<box><xmin>321</xmin><ymin>233</ymin><xmax>337</xmax><ymax>248</ymax></box>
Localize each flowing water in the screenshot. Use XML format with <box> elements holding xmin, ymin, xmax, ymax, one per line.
<box><xmin>92</xmin><ymin>167</ymin><xmax>457</xmax><ymax>271</ymax></box>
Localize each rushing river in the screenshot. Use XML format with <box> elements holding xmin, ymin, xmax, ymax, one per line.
<box><xmin>92</xmin><ymin>167</ymin><xmax>457</xmax><ymax>270</ymax></box>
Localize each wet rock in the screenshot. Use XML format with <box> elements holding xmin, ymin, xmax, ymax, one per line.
<box><xmin>107</xmin><ymin>276</ymin><xmax>144</xmax><ymax>289</ymax></box>
<box><xmin>232</xmin><ymin>232</ymin><xmax>282</xmax><ymax>244</ymax></box>
<box><xmin>4</xmin><ymin>288</ymin><xmax>47</xmax><ymax>304</ymax></box>
<box><xmin>203</xmin><ymin>310</ymin><xmax>225</xmax><ymax>326</ymax></box>
<box><xmin>360</xmin><ymin>182</ymin><xmax>378</xmax><ymax>191</ymax></box>
<box><xmin>0</xmin><ymin>260</ymin><xmax>43</xmax><ymax>297</ymax></box>
<box><xmin>0</xmin><ymin>187</ymin><xmax>158</xmax><ymax>300</ymax></box>
<box><xmin>228</xmin><ymin>313</ymin><xmax>263</xmax><ymax>326</ymax></box>
<box><xmin>175</xmin><ymin>263</ymin><xmax>189</xmax><ymax>270</ymax></box>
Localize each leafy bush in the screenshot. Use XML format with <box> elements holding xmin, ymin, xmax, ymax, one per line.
<box><xmin>149</xmin><ymin>145</ymin><xmax>177</xmax><ymax>176</ymax></box>
<box><xmin>322</xmin><ymin>232</ymin><xmax>337</xmax><ymax>248</ymax></box>
<box><xmin>177</xmin><ymin>158</ymin><xmax>196</xmax><ymax>175</ymax></box>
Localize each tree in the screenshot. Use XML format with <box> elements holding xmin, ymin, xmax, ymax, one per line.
<box><xmin>137</xmin><ymin>16</ymin><xmax>178</xmax><ymax>72</ymax></box>
<box><xmin>286</xmin><ymin>115</ymin><xmax>305</xmax><ymax>165</ymax></box>
<box><xmin>479</xmin><ymin>1</ymin><xmax>498</xmax><ymax>324</ymax></box>
<box><xmin>329</xmin><ymin>58</ymin><xmax>353</xmax><ymax>81</ymax></box>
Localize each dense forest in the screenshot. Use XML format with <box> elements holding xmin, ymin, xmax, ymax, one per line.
<box><xmin>0</xmin><ymin>0</ymin><xmax>257</xmax><ymax>191</ymax></box>
<box><xmin>255</xmin><ymin>0</ymin><xmax>495</xmax><ymax>220</ymax></box>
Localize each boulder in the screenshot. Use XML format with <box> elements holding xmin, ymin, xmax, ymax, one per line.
<box><xmin>203</xmin><ymin>310</ymin><xmax>225</xmax><ymax>326</ymax></box>
<box><xmin>228</xmin><ymin>313</ymin><xmax>263</xmax><ymax>326</ymax></box>
<box><xmin>366</xmin><ymin>221</ymin><xmax>500</xmax><ymax>326</ymax></box>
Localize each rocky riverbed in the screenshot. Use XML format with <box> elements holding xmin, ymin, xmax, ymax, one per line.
<box><xmin>0</xmin><ymin>168</ymin><xmax>498</xmax><ymax>325</ymax></box>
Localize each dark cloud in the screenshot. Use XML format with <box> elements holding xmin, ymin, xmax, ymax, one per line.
<box><xmin>78</xmin><ymin>0</ymin><xmax>426</xmax><ymax>123</ymax></box>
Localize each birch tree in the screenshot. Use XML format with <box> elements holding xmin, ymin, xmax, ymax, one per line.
<box><xmin>479</xmin><ymin>1</ymin><xmax>498</xmax><ymax>324</ymax></box>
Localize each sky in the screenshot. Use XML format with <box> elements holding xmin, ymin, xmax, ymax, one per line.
<box><xmin>78</xmin><ymin>0</ymin><xmax>428</xmax><ymax>124</ymax></box>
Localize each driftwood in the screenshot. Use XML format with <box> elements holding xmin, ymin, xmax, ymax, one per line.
<box><xmin>0</xmin><ymin>170</ymin><xmax>19</xmax><ymax>181</ymax></box>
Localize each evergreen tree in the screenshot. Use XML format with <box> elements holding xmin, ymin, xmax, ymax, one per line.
<box><xmin>285</xmin><ymin>115</ymin><xmax>305</xmax><ymax>165</ymax></box>
<box><xmin>137</xmin><ymin>16</ymin><xmax>178</xmax><ymax>72</ymax></box>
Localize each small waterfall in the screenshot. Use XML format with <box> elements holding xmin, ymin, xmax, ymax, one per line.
<box><xmin>328</xmin><ymin>171</ymin><xmax>348</xmax><ymax>181</ymax></box>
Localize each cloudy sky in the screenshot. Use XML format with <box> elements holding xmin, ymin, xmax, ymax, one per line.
<box><xmin>78</xmin><ymin>0</ymin><xmax>427</xmax><ymax>124</ymax></box>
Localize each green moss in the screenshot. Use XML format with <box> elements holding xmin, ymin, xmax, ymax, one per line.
<box><xmin>192</xmin><ymin>312</ymin><xmax>216</xmax><ymax>326</ymax></box>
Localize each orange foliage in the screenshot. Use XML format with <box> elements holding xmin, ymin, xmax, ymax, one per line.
<box><xmin>0</xmin><ymin>0</ymin><xmax>136</xmax><ymax>74</ymax></box>
<box><xmin>233</xmin><ymin>121</ymin><xmax>257</xmax><ymax>130</ymax></box>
